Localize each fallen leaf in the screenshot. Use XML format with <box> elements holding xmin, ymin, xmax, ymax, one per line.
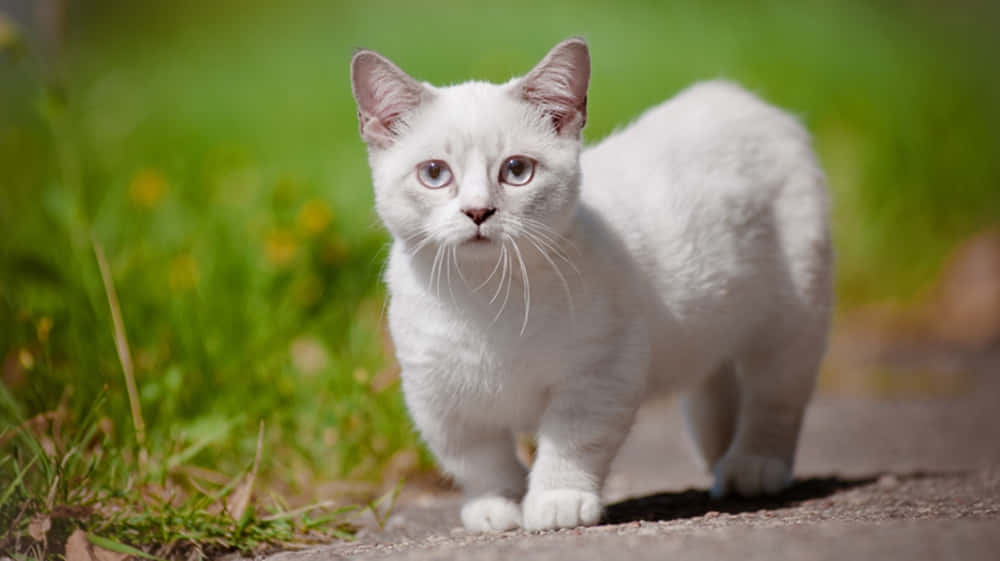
<box><xmin>226</xmin><ymin>421</ymin><xmax>264</xmax><ymax>520</ymax></box>
<box><xmin>27</xmin><ymin>514</ymin><xmax>51</xmax><ymax>542</ymax></box>
<box><xmin>65</xmin><ymin>530</ymin><xmax>94</xmax><ymax>561</ymax></box>
<box><xmin>65</xmin><ymin>530</ymin><xmax>129</xmax><ymax>561</ymax></box>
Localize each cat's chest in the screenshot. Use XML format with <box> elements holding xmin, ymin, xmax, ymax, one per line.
<box><xmin>388</xmin><ymin>291</ymin><xmax>576</xmax><ymax>424</ymax></box>
<box><xmin>391</xmin><ymin>297</ymin><xmax>564</xmax><ymax>380</ymax></box>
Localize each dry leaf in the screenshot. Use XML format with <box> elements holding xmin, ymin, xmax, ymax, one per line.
<box><xmin>28</xmin><ymin>515</ymin><xmax>51</xmax><ymax>542</ymax></box>
<box><xmin>65</xmin><ymin>530</ymin><xmax>128</xmax><ymax>561</ymax></box>
<box><xmin>93</xmin><ymin>544</ymin><xmax>129</xmax><ymax>561</ymax></box>
<box><xmin>226</xmin><ymin>422</ymin><xmax>264</xmax><ymax>520</ymax></box>
<box><xmin>65</xmin><ymin>530</ymin><xmax>93</xmax><ymax>561</ymax></box>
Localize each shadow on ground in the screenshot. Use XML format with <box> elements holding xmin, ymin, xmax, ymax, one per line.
<box><xmin>602</xmin><ymin>475</ymin><xmax>878</xmax><ymax>524</ymax></box>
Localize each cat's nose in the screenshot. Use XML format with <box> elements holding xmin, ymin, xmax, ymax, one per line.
<box><xmin>463</xmin><ymin>207</ymin><xmax>496</xmax><ymax>225</ymax></box>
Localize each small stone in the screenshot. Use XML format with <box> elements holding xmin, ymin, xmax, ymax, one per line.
<box><xmin>878</xmin><ymin>474</ymin><xmax>900</xmax><ymax>488</ymax></box>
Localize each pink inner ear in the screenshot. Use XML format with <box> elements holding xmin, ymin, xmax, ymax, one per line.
<box><xmin>367</xmin><ymin>65</ymin><xmax>421</xmax><ymax>129</ymax></box>
<box><xmin>520</xmin><ymin>40</ymin><xmax>590</xmax><ymax>135</ymax></box>
<box><xmin>524</xmin><ymin>87</ymin><xmax>588</xmax><ymax>133</ymax></box>
<box><xmin>352</xmin><ymin>51</ymin><xmax>425</xmax><ymax>145</ymax></box>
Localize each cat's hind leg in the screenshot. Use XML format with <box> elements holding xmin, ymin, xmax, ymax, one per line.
<box><xmin>682</xmin><ymin>360</ymin><xmax>741</xmax><ymax>470</ymax></box>
<box><xmin>709</xmin><ymin>327</ymin><xmax>826</xmax><ymax>498</ymax></box>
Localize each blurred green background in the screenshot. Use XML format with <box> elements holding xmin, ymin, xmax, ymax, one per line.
<box><xmin>2</xmin><ymin>0</ymin><xmax>999</xmax><ymax>501</ymax></box>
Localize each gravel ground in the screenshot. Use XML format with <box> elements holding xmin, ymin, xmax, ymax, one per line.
<box><xmin>262</xmin><ymin>345</ymin><xmax>1000</xmax><ymax>561</ymax></box>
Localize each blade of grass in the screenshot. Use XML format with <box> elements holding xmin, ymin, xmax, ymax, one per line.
<box><xmin>165</xmin><ymin>418</ymin><xmax>236</xmax><ymax>472</ymax></box>
<box><xmin>260</xmin><ymin>500</ymin><xmax>356</xmax><ymax>522</ymax></box>
<box><xmin>91</xmin><ymin>235</ymin><xmax>146</xmax><ymax>452</ymax></box>
<box><xmin>367</xmin><ymin>479</ymin><xmax>403</xmax><ymax>529</ymax></box>
<box><xmin>227</xmin><ymin>421</ymin><xmax>264</xmax><ymax>521</ymax></box>
<box><xmin>0</xmin><ymin>453</ymin><xmax>41</xmax><ymax>510</ymax></box>
<box><xmin>87</xmin><ymin>533</ymin><xmax>168</xmax><ymax>561</ymax></box>
<box><xmin>204</xmin><ymin>469</ymin><xmax>246</xmax><ymax>507</ymax></box>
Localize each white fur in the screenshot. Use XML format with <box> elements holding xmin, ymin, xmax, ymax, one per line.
<box><xmin>351</xmin><ymin>39</ymin><xmax>833</xmax><ymax>532</ymax></box>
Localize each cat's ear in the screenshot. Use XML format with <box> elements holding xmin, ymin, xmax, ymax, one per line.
<box><xmin>350</xmin><ymin>49</ymin><xmax>428</xmax><ymax>148</ymax></box>
<box><xmin>518</xmin><ymin>37</ymin><xmax>591</xmax><ymax>136</ymax></box>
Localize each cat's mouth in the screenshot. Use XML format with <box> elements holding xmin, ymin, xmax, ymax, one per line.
<box><xmin>469</xmin><ymin>233</ymin><xmax>491</xmax><ymax>243</ymax></box>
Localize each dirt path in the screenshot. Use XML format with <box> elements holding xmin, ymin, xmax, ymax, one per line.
<box><xmin>264</xmin><ymin>347</ymin><xmax>1000</xmax><ymax>560</ymax></box>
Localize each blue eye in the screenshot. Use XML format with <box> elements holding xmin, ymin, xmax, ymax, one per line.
<box><xmin>416</xmin><ymin>160</ymin><xmax>453</xmax><ymax>189</ymax></box>
<box><xmin>499</xmin><ymin>156</ymin><xmax>536</xmax><ymax>186</ymax></box>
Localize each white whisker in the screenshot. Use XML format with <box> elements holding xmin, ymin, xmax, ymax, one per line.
<box><xmin>475</xmin><ymin>246</ymin><xmax>505</xmax><ymax>293</ymax></box>
<box><xmin>518</xmin><ymin>221</ymin><xmax>581</xmax><ymax>275</ymax></box>
<box><xmin>452</xmin><ymin>245</ymin><xmax>469</xmax><ymax>287</ymax></box>
<box><xmin>492</xmin><ymin>244</ymin><xmax>513</xmax><ymax>324</ymax></box>
<box><xmin>507</xmin><ymin>234</ymin><xmax>531</xmax><ymax>336</ymax></box>
<box><xmin>428</xmin><ymin>244</ymin><xmax>444</xmax><ymax>295</ymax></box>
<box><xmin>519</xmin><ymin>216</ymin><xmax>581</xmax><ymax>254</ymax></box>
<box><xmin>446</xmin><ymin>245</ymin><xmax>457</xmax><ymax>304</ymax></box>
<box><xmin>489</xmin><ymin>243</ymin><xmax>509</xmax><ymax>305</ymax></box>
<box><xmin>523</xmin><ymin>231</ymin><xmax>576</xmax><ymax>320</ymax></box>
<box><xmin>436</xmin><ymin>244</ymin><xmax>448</xmax><ymax>299</ymax></box>
<box><xmin>408</xmin><ymin>230</ymin><xmax>436</xmax><ymax>257</ymax></box>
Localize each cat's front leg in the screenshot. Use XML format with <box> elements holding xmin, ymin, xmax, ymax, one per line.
<box><xmin>522</xmin><ymin>364</ymin><xmax>644</xmax><ymax>531</ymax></box>
<box><xmin>405</xmin><ymin>390</ymin><xmax>527</xmax><ymax>532</ymax></box>
<box><xmin>449</xmin><ymin>429</ymin><xmax>527</xmax><ymax>533</ymax></box>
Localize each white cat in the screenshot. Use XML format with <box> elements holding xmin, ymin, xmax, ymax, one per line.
<box><xmin>350</xmin><ymin>38</ymin><xmax>833</xmax><ymax>533</ymax></box>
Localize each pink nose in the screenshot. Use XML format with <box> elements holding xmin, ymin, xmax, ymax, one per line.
<box><xmin>463</xmin><ymin>207</ymin><xmax>496</xmax><ymax>225</ymax></box>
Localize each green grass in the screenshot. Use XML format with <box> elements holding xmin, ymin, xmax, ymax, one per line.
<box><xmin>2</xmin><ymin>0</ymin><xmax>999</xmax><ymax>557</ymax></box>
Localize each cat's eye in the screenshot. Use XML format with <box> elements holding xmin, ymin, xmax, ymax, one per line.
<box><xmin>416</xmin><ymin>160</ymin><xmax>453</xmax><ymax>189</ymax></box>
<box><xmin>499</xmin><ymin>156</ymin><xmax>536</xmax><ymax>186</ymax></box>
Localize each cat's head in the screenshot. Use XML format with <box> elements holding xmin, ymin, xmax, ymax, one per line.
<box><xmin>350</xmin><ymin>38</ymin><xmax>590</xmax><ymax>263</ymax></box>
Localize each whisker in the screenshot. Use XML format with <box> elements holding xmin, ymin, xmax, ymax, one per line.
<box><xmin>489</xmin><ymin>243</ymin><xmax>509</xmax><ymax>305</ymax></box>
<box><xmin>523</xmin><ymin>231</ymin><xmax>576</xmax><ymax>321</ymax></box>
<box><xmin>451</xmin><ymin>245</ymin><xmax>469</xmax><ymax>287</ymax></box>
<box><xmin>504</xmin><ymin>219</ymin><xmax>581</xmax><ymax>280</ymax></box>
<box><xmin>408</xmin><ymin>233</ymin><xmax>435</xmax><ymax>257</ymax></box>
<box><xmin>519</xmin><ymin>216</ymin><xmax>581</xmax><ymax>254</ymax></box>
<box><xmin>507</xmin><ymin>234</ymin><xmax>531</xmax><ymax>336</ymax></box>
<box><xmin>402</xmin><ymin>228</ymin><xmax>426</xmax><ymax>243</ymax></box>
<box><xmin>516</xmin><ymin>218</ymin><xmax>580</xmax><ymax>264</ymax></box>
<box><xmin>474</xmin><ymin>246</ymin><xmax>505</xmax><ymax>292</ymax></box>
<box><xmin>492</xmin><ymin>243</ymin><xmax>513</xmax><ymax>323</ymax></box>
<box><xmin>436</xmin><ymin>244</ymin><xmax>448</xmax><ymax>299</ymax></box>
<box><xmin>446</xmin><ymin>245</ymin><xmax>457</xmax><ymax>305</ymax></box>
<box><xmin>428</xmin><ymin>244</ymin><xmax>444</xmax><ymax>295</ymax></box>
<box><xmin>519</xmin><ymin>223</ymin><xmax>582</xmax><ymax>276</ymax></box>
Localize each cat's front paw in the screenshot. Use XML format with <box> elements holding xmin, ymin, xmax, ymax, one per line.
<box><xmin>711</xmin><ymin>454</ymin><xmax>791</xmax><ymax>498</ymax></box>
<box><xmin>461</xmin><ymin>495</ymin><xmax>522</xmax><ymax>533</ymax></box>
<box><xmin>522</xmin><ymin>489</ymin><xmax>602</xmax><ymax>531</ymax></box>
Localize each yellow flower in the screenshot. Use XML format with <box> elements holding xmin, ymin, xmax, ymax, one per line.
<box><xmin>265</xmin><ymin>228</ymin><xmax>298</xmax><ymax>267</ymax></box>
<box><xmin>297</xmin><ymin>199</ymin><xmax>333</xmax><ymax>236</ymax></box>
<box><xmin>0</xmin><ymin>14</ymin><xmax>20</xmax><ymax>54</ymax></box>
<box><xmin>128</xmin><ymin>169</ymin><xmax>168</xmax><ymax>208</ymax></box>
<box><xmin>36</xmin><ymin>317</ymin><xmax>53</xmax><ymax>343</ymax></box>
<box><xmin>18</xmin><ymin>348</ymin><xmax>34</xmax><ymax>370</ymax></box>
<box><xmin>168</xmin><ymin>252</ymin><xmax>200</xmax><ymax>291</ymax></box>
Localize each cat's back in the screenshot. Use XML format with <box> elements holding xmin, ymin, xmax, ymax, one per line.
<box><xmin>579</xmin><ymin>79</ymin><xmax>830</xmax><ymax>345</ymax></box>
<box><xmin>581</xmin><ymin>79</ymin><xmax>814</xmax><ymax>207</ymax></box>
<box><xmin>581</xmin><ymin>78</ymin><xmax>825</xmax><ymax>251</ymax></box>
